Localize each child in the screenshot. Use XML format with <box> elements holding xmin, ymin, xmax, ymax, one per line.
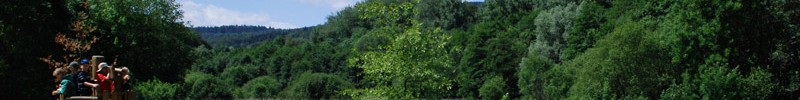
<box><xmin>95</xmin><ymin>63</ymin><xmax>114</xmax><ymax>92</ymax></box>
<box><xmin>51</xmin><ymin>68</ymin><xmax>67</xmax><ymax>95</ymax></box>
<box><xmin>52</xmin><ymin>62</ymin><xmax>78</xmax><ymax>96</ymax></box>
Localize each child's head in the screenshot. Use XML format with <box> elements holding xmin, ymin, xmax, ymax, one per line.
<box><xmin>52</xmin><ymin>68</ymin><xmax>67</xmax><ymax>82</ymax></box>
<box><xmin>80</xmin><ymin>58</ymin><xmax>90</xmax><ymax>70</ymax></box>
<box><xmin>121</xmin><ymin>67</ymin><xmax>129</xmax><ymax>75</ymax></box>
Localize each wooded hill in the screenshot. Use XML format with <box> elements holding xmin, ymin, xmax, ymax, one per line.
<box><xmin>177</xmin><ymin>0</ymin><xmax>800</xmax><ymax>99</ymax></box>
<box><xmin>192</xmin><ymin>25</ymin><xmax>314</xmax><ymax>48</ymax></box>
<box><xmin>1</xmin><ymin>0</ymin><xmax>799</xmax><ymax>99</ymax></box>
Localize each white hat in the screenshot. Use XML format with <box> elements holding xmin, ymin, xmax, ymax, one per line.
<box><xmin>97</xmin><ymin>62</ymin><xmax>109</xmax><ymax>73</ymax></box>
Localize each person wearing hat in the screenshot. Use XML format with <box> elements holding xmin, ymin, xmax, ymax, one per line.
<box><xmin>79</xmin><ymin>59</ymin><xmax>90</xmax><ymax>73</ymax></box>
<box><xmin>74</xmin><ymin>58</ymin><xmax>95</xmax><ymax>96</ymax></box>
<box><xmin>95</xmin><ymin>62</ymin><xmax>114</xmax><ymax>92</ymax></box>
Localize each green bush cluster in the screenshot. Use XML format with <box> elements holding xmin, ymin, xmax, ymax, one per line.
<box><xmin>135</xmin><ymin>80</ymin><xmax>180</xmax><ymax>100</ymax></box>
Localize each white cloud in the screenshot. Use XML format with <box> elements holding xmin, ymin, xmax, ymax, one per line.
<box><xmin>179</xmin><ymin>0</ymin><xmax>297</xmax><ymax>29</ymax></box>
<box><xmin>299</xmin><ymin>0</ymin><xmax>360</xmax><ymax>10</ymax></box>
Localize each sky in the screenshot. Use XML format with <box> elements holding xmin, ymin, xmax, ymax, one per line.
<box><xmin>178</xmin><ymin>0</ymin><xmax>484</xmax><ymax>29</ymax></box>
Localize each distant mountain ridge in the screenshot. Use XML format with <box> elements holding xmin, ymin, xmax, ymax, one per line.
<box><xmin>193</xmin><ymin>25</ymin><xmax>280</xmax><ymax>33</ymax></box>
<box><xmin>466</xmin><ymin>1</ymin><xmax>483</xmax><ymax>6</ymax></box>
<box><xmin>192</xmin><ymin>25</ymin><xmax>313</xmax><ymax>48</ymax></box>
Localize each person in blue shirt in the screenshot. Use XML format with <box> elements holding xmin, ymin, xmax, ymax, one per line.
<box><xmin>74</xmin><ymin>59</ymin><xmax>95</xmax><ymax>96</ymax></box>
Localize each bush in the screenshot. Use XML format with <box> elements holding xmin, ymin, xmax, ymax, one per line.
<box><xmin>541</xmin><ymin>65</ymin><xmax>575</xmax><ymax>99</ymax></box>
<box><xmin>697</xmin><ymin>62</ymin><xmax>740</xmax><ymax>99</ymax></box>
<box><xmin>220</xmin><ymin>65</ymin><xmax>260</xmax><ymax>87</ymax></box>
<box><xmin>659</xmin><ymin>72</ymin><xmax>700</xmax><ymax>100</ymax></box>
<box><xmin>740</xmin><ymin>68</ymin><xmax>777</xmax><ymax>99</ymax></box>
<box><xmin>183</xmin><ymin>71</ymin><xmax>232</xmax><ymax>99</ymax></box>
<box><xmin>565</xmin><ymin>21</ymin><xmax>673</xmax><ymax>99</ymax></box>
<box><xmin>660</xmin><ymin>56</ymin><xmax>777</xmax><ymax>100</ymax></box>
<box><xmin>233</xmin><ymin>76</ymin><xmax>283</xmax><ymax>99</ymax></box>
<box><xmin>135</xmin><ymin>80</ymin><xmax>180</xmax><ymax>100</ymax></box>
<box><xmin>479</xmin><ymin>75</ymin><xmax>507</xmax><ymax>100</ymax></box>
<box><xmin>279</xmin><ymin>72</ymin><xmax>353</xmax><ymax>99</ymax></box>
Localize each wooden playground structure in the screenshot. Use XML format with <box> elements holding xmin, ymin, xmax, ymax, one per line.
<box><xmin>59</xmin><ymin>55</ymin><xmax>134</xmax><ymax>100</ymax></box>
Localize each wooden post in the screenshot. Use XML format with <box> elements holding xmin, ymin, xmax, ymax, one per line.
<box><xmin>91</xmin><ymin>55</ymin><xmax>103</xmax><ymax>97</ymax></box>
<box><xmin>127</xmin><ymin>91</ymin><xmax>133</xmax><ymax>100</ymax></box>
<box><xmin>108</xmin><ymin>60</ymin><xmax>116</xmax><ymax>100</ymax></box>
<box><xmin>112</xmin><ymin>67</ymin><xmax>124</xmax><ymax>100</ymax></box>
<box><xmin>101</xmin><ymin>91</ymin><xmax>110</xmax><ymax>100</ymax></box>
<box><xmin>112</xmin><ymin>93</ymin><xmax>118</xmax><ymax>100</ymax></box>
<box><xmin>91</xmin><ymin>56</ymin><xmax>103</xmax><ymax>81</ymax></box>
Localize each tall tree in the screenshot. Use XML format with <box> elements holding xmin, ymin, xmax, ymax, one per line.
<box><xmin>0</xmin><ymin>0</ymin><xmax>81</xmax><ymax>99</ymax></box>
<box><xmin>89</xmin><ymin>0</ymin><xmax>203</xmax><ymax>82</ymax></box>
<box><xmin>344</xmin><ymin>0</ymin><xmax>456</xmax><ymax>99</ymax></box>
<box><xmin>530</xmin><ymin>3</ymin><xmax>578</xmax><ymax>62</ymax></box>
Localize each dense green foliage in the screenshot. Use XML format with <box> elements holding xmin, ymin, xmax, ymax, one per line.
<box><xmin>279</xmin><ymin>72</ymin><xmax>353</xmax><ymax>98</ymax></box>
<box><xmin>3</xmin><ymin>0</ymin><xmax>800</xmax><ymax>99</ymax></box>
<box><xmin>480</xmin><ymin>75</ymin><xmax>508</xmax><ymax>100</ymax></box>
<box><xmin>1</xmin><ymin>1</ymin><xmax>73</xmax><ymax>98</ymax></box>
<box><xmin>232</xmin><ymin>76</ymin><xmax>282</xmax><ymax>98</ymax></box>
<box><xmin>185</xmin><ymin>0</ymin><xmax>799</xmax><ymax>99</ymax></box>
<box><xmin>183</xmin><ymin>71</ymin><xmax>230</xmax><ymax>98</ymax></box>
<box><xmin>135</xmin><ymin>80</ymin><xmax>180</xmax><ymax>100</ymax></box>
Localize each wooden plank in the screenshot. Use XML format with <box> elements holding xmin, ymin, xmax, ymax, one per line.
<box><xmin>66</xmin><ymin>96</ymin><xmax>98</xmax><ymax>100</ymax></box>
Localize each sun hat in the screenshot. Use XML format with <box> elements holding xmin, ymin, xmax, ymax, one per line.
<box><xmin>97</xmin><ymin>62</ymin><xmax>109</xmax><ymax>73</ymax></box>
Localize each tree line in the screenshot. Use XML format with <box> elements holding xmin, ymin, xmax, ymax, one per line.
<box><xmin>192</xmin><ymin>25</ymin><xmax>314</xmax><ymax>48</ymax></box>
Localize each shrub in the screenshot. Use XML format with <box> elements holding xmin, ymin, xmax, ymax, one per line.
<box><xmin>135</xmin><ymin>80</ymin><xmax>180</xmax><ymax>100</ymax></box>
<box><xmin>279</xmin><ymin>72</ymin><xmax>353</xmax><ymax>99</ymax></box>
<box><xmin>479</xmin><ymin>75</ymin><xmax>507</xmax><ymax>100</ymax></box>
<box><xmin>232</xmin><ymin>76</ymin><xmax>283</xmax><ymax>99</ymax></box>
<box><xmin>183</xmin><ymin>71</ymin><xmax>231</xmax><ymax>99</ymax></box>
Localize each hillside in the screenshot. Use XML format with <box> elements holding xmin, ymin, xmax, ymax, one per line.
<box><xmin>180</xmin><ymin>0</ymin><xmax>800</xmax><ymax>99</ymax></box>
<box><xmin>1</xmin><ymin>0</ymin><xmax>799</xmax><ymax>99</ymax></box>
<box><xmin>192</xmin><ymin>25</ymin><xmax>314</xmax><ymax>48</ymax></box>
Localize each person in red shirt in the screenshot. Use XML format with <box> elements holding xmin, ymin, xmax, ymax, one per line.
<box><xmin>95</xmin><ymin>63</ymin><xmax>114</xmax><ymax>92</ymax></box>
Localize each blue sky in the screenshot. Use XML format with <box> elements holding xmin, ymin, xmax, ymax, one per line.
<box><xmin>178</xmin><ymin>0</ymin><xmax>484</xmax><ymax>29</ymax></box>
